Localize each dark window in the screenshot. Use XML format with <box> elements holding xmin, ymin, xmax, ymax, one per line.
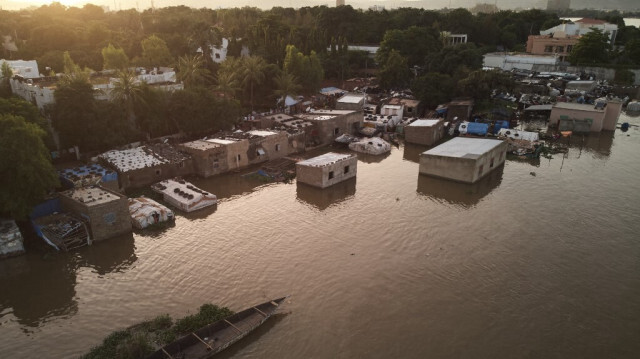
<box><xmin>155</xmin><ymin>169</ymin><xmax>161</xmax><ymax>175</ymax></box>
<box><xmin>237</xmin><ymin>154</ymin><xmax>241</xmax><ymax>161</ymax></box>
<box><xmin>478</xmin><ymin>165</ymin><xmax>484</xmax><ymax>176</ymax></box>
<box><xmin>344</xmin><ymin>166</ymin><xmax>350</xmax><ymax>174</ymax></box>
<box><xmin>275</xmin><ymin>144</ymin><xmax>281</xmax><ymax>152</ymax></box>
<box><xmin>215</xmin><ymin>53</ymin><xmax>221</xmax><ymax>59</ymax></box>
<box><xmin>544</xmin><ymin>46</ymin><xmax>553</xmax><ymax>53</ymax></box>
<box><xmin>328</xmin><ymin>171</ymin><xmax>334</xmax><ymax>180</ymax></box>
<box><xmin>334</xmin><ymin>128</ymin><xmax>340</xmax><ymax>135</ymax></box>
<box><xmin>567</xmin><ymin>45</ymin><xmax>573</xmax><ymax>53</ymax></box>
<box><xmin>490</xmin><ymin>157</ymin><xmax>495</xmax><ymax>168</ymax></box>
<box><xmin>556</xmin><ymin>46</ymin><xmax>564</xmax><ymax>53</ymax></box>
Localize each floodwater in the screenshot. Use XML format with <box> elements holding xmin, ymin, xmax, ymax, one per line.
<box><xmin>2</xmin><ymin>113</ymin><xmax>640</xmax><ymax>359</ymax></box>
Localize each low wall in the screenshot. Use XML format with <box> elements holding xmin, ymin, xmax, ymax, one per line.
<box><xmin>531</xmin><ymin>64</ymin><xmax>640</xmax><ymax>86</ymax></box>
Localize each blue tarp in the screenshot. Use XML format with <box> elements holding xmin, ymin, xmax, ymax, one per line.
<box><xmin>320</xmin><ymin>87</ymin><xmax>344</xmax><ymax>96</ymax></box>
<box><xmin>30</xmin><ymin>197</ymin><xmax>61</xmax><ymax>220</ymax></box>
<box><xmin>59</xmin><ymin>164</ymin><xmax>118</xmax><ymax>188</ymax></box>
<box><xmin>493</xmin><ymin>120</ymin><xmax>510</xmax><ymax>134</ymax></box>
<box><xmin>466</xmin><ymin>122</ymin><xmax>489</xmax><ymax>136</ymax></box>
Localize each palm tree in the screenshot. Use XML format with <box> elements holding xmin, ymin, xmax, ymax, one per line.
<box><xmin>240</xmin><ymin>56</ymin><xmax>267</xmax><ymax>113</ymax></box>
<box><xmin>214</xmin><ymin>71</ymin><xmax>240</xmax><ymax>98</ymax></box>
<box><xmin>177</xmin><ymin>54</ymin><xmax>211</xmax><ymax>89</ymax></box>
<box><xmin>273</xmin><ymin>71</ymin><xmax>301</xmax><ymax>108</ymax></box>
<box><xmin>110</xmin><ymin>70</ymin><xmax>146</xmax><ymax>130</ymax></box>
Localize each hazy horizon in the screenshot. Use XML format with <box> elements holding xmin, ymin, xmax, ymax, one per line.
<box><xmin>1</xmin><ymin>0</ymin><xmax>638</xmax><ymax>12</ymax></box>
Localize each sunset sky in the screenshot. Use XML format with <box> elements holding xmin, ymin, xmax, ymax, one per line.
<box><xmin>1</xmin><ymin>0</ymin><xmax>549</xmax><ymax>11</ymax></box>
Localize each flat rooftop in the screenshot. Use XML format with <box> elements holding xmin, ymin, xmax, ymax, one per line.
<box><xmin>248</xmin><ymin>130</ymin><xmax>278</xmax><ymax>137</ymax></box>
<box><xmin>63</xmin><ymin>186</ymin><xmax>121</xmax><ymax>206</ymax></box>
<box><xmin>181</xmin><ymin>140</ymin><xmax>222</xmax><ymax>151</ymax></box>
<box><xmin>408</xmin><ymin>119</ymin><xmax>441</xmax><ymax>127</ymax></box>
<box><xmin>208</xmin><ymin>138</ymin><xmax>241</xmax><ymax>145</ymax></box>
<box><xmin>100</xmin><ymin>144</ymin><xmax>190</xmax><ymax>172</ymax></box>
<box><xmin>309</xmin><ymin>109</ymin><xmax>357</xmax><ymax>115</ymax></box>
<box><xmin>297</xmin><ymin>152</ymin><xmax>354</xmax><ymax>167</ymax></box>
<box><xmin>423</xmin><ymin>137</ymin><xmax>503</xmax><ymax>159</ymax></box>
<box><xmin>554</xmin><ymin>102</ymin><xmax>604</xmax><ymax>112</ymax></box>
<box><xmin>338</xmin><ymin>94</ymin><xmax>364</xmax><ymax>104</ymax></box>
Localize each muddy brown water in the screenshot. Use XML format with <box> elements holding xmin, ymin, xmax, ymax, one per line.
<box><xmin>1</xmin><ymin>113</ymin><xmax>640</xmax><ymax>358</ymax></box>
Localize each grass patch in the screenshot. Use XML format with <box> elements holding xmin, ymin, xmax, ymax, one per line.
<box><xmin>81</xmin><ymin>304</ymin><xmax>233</xmax><ymax>359</ymax></box>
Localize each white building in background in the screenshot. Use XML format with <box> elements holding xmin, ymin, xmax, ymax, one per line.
<box><xmin>0</xmin><ymin>59</ymin><xmax>40</xmax><ymax>78</ymax></box>
<box><xmin>441</xmin><ymin>32</ymin><xmax>468</xmax><ymax>46</ymax></box>
<box><xmin>483</xmin><ymin>52</ymin><xmax>559</xmax><ymax>71</ymax></box>
<box><xmin>540</xmin><ymin>18</ymin><xmax>618</xmax><ymax>44</ymax></box>
<box><xmin>199</xmin><ymin>38</ymin><xmax>250</xmax><ymax>64</ymax></box>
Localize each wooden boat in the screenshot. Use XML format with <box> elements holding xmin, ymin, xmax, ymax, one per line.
<box><xmin>146</xmin><ymin>297</ymin><xmax>287</xmax><ymax>359</ymax></box>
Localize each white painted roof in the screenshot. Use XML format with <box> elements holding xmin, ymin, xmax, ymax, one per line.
<box><xmin>63</xmin><ymin>187</ymin><xmax>120</xmax><ymax>206</ymax></box>
<box><xmin>338</xmin><ymin>94</ymin><xmax>364</xmax><ymax>104</ymax></box>
<box><xmin>309</xmin><ymin>109</ymin><xmax>356</xmax><ymax>115</ymax></box>
<box><xmin>208</xmin><ymin>138</ymin><xmax>239</xmax><ymax>145</ymax></box>
<box><xmin>409</xmin><ymin>119</ymin><xmax>441</xmax><ymax>127</ymax></box>
<box><xmin>497</xmin><ymin>129</ymin><xmax>539</xmax><ymax>142</ymax></box>
<box><xmin>297</xmin><ymin>152</ymin><xmax>354</xmax><ymax>167</ymax></box>
<box><xmin>100</xmin><ymin>147</ymin><xmax>169</xmax><ymax>172</ymax></box>
<box><xmin>423</xmin><ymin>137</ymin><xmax>503</xmax><ymax>159</ymax></box>
<box><xmin>248</xmin><ymin>130</ymin><xmax>278</xmax><ymax>137</ymax></box>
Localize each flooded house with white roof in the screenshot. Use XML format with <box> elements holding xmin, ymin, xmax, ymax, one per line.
<box><xmin>404</xmin><ymin>119</ymin><xmax>445</xmax><ymax>146</ymax></box>
<box><xmin>295</xmin><ymin>109</ymin><xmax>363</xmax><ymax>147</ymax></box>
<box><xmin>336</xmin><ymin>93</ymin><xmax>365</xmax><ymax>111</ymax></box>
<box><xmin>178</xmin><ymin>140</ymin><xmax>228</xmax><ymax>178</ymax></box>
<box><xmin>59</xmin><ymin>186</ymin><xmax>131</xmax><ymax>242</ymax></box>
<box><xmin>99</xmin><ymin>143</ymin><xmax>194</xmax><ymax>190</ymax></box>
<box><xmin>419</xmin><ymin>137</ymin><xmax>507</xmax><ymax>183</ymax></box>
<box><xmin>296</xmin><ymin>152</ymin><xmax>357</xmax><ymax>188</ymax></box>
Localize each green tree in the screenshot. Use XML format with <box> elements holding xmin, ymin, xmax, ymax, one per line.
<box><xmin>0</xmin><ymin>114</ymin><xmax>59</xmax><ymax>219</ymax></box>
<box><xmin>568</xmin><ymin>29</ymin><xmax>611</xmax><ymax>65</ymax></box>
<box><xmin>273</xmin><ymin>71</ymin><xmax>301</xmax><ymax>105</ymax></box>
<box><xmin>378</xmin><ymin>50</ymin><xmax>411</xmax><ymax>89</ymax></box>
<box><xmin>283</xmin><ymin>45</ymin><xmax>324</xmax><ymax>93</ymax></box>
<box><xmin>59</xmin><ymin>51</ymin><xmax>91</xmax><ymax>86</ymax></box>
<box><xmin>240</xmin><ymin>56</ymin><xmax>267</xmax><ymax>112</ymax></box>
<box><xmin>176</xmin><ymin>54</ymin><xmax>211</xmax><ymax>89</ymax></box>
<box><xmin>411</xmin><ymin>72</ymin><xmax>455</xmax><ymax>110</ymax></box>
<box><xmin>110</xmin><ymin>70</ymin><xmax>146</xmax><ymax>132</ymax></box>
<box><xmin>101</xmin><ymin>43</ymin><xmax>129</xmax><ymax>70</ymax></box>
<box><xmin>458</xmin><ymin>70</ymin><xmax>515</xmax><ymax>101</ymax></box>
<box><xmin>377</xmin><ymin>26</ymin><xmax>442</xmax><ymax>67</ymax></box>
<box><xmin>52</xmin><ymin>78</ymin><xmax>97</xmax><ymax>150</ymax></box>
<box><xmin>139</xmin><ymin>35</ymin><xmax>173</xmax><ymax>68</ymax></box>
<box><xmin>167</xmin><ymin>88</ymin><xmax>239</xmax><ymax>135</ymax></box>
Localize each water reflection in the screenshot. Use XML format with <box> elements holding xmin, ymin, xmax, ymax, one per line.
<box><xmin>215</xmin><ymin>312</ymin><xmax>289</xmax><ymax>359</ymax></box>
<box><xmin>355</xmin><ymin>151</ymin><xmax>391</xmax><ymax>164</ymax></box>
<box><xmin>416</xmin><ymin>165</ymin><xmax>504</xmax><ymax>208</ymax></box>
<box><xmin>75</xmin><ymin>233</ymin><xmax>137</xmax><ymax>275</ymax></box>
<box><xmin>296</xmin><ymin>178</ymin><xmax>357</xmax><ymax>210</ymax></box>
<box><xmin>0</xmin><ymin>234</ymin><xmax>137</xmax><ymax>327</ymax></box>
<box><xmin>188</xmin><ymin>171</ymin><xmax>267</xmax><ymax>202</ymax></box>
<box><xmin>557</xmin><ymin>132</ymin><xmax>615</xmax><ymax>159</ymax></box>
<box><xmin>402</xmin><ymin>142</ymin><xmax>429</xmax><ymax>163</ymax></box>
<box><xmin>0</xmin><ymin>254</ymin><xmax>77</xmax><ymax>327</ymax></box>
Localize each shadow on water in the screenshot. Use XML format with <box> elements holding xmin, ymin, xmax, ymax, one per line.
<box><xmin>0</xmin><ymin>233</ymin><xmax>137</xmax><ymax>328</ymax></box>
<box><xmin>402</xmin><ymin>142</ymin><xmax>430</xmax><ymax>164</ymax></box>
<box><xmin>214</xmin><ymin>312</ymin><xmax>289</xmax><ymax>359</ymax></box>
<box><xmin>556</xmin><ymin>131</ymin><xmax>615</xmax><ymax>159</ymax></box>
<box><xmin>296</xmin><ymin>177</ymin><xmax>357</xmax><ymax>211</ymax></box>
<box><xmin>188</xmin><ymin>170</ymin><xmax>272</xmax><ymax>202</ymax></box>
<box><xmin>416</xmin><ymin>165</ymin><xmax>504</xmax><ymax>209</ymax></box>
<box><xmin>355</xmin><ymin>151</ymin><xmax>391</xmax><ymax>164</ymax></box>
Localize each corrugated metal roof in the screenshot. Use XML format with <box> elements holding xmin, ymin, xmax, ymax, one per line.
<box><xmin>423</xmin><ymin>137</ymin><xmax>503</xmax><ymax>159</ymax></box>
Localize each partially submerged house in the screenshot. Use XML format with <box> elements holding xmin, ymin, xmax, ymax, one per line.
<box><xmin>151</xmin><ymin>178</ymin><xmax>217</xmax><ymax>212</ymax></box>
<box><xmin>446</xmin><ymin>99</ymin><xmax>474</xmax><ymax>122</ymax></box>
<box><xmin>99</xmin><ymin>143</ymin><xmax>194</xmax><ymax>190</ymax></box>
<box><xmin>128</xmin><ymin>197</ymin><xmax>174</xmax><ymax>229</ymax></box>
<box><xmin>295</xmin><ymin>109</ymin><xmax>363</xmax><ymax>147</ymax></box>
<box><xmin>59</xmin><ymin>186</ymin><xmax>132</xmax><ymax>242</ymax></box>
<box><xmin>419</xmin><ymin>137</ymin><xmax>507</xmax><ymax>183</ymax></box>
<box><xmin>0</xmin><ymin>219</ymin><xmax>25</xmax><ymax>258</ymax></box>
<box><xmin>178</xmin><ymin>140</ymin><xmax>228</xmax><ymax>178</ymax></box>
<box><xmin>404</xmin><ymin>119</ymin><xmax>445</xmax><ymax>146</ymax></box>
<box><xmin>348</xmin><ymin>137</ymin><xmax>391</xmax><ymax>155</ymax></box>
<box><xmin>549</xmin><ymin>101</ymin><xmax>623</xmax><ymax>132</ymax></box>
<box><xmin>296</xmin><ymin>152</ymin><xmax>357</xmax><ymax>188</ymax></box>
<box><xmin>59</xmin><ymin>164</ymin><xmax>119</xmax><ymax>192</ymax></box>
<box><xmin>387</xmin><ymin>98</ymin><xmax>421</xmax><ymax>118</ymax></box>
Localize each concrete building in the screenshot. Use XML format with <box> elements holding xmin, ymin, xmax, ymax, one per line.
<box><xmin>483</xmin><ymin>52</ymin><xmax>560</xmax><ymax>71</ymax></box>
<box><xmin>9</xmin><ymin>76</ymin><xmax>57</xmax><ymax>111</ymax></box>
<box><xmin>99</xmin><ymin>144</ymin><xmax>194</xmax><ymax>190</ymax></box>
<box><xmin>387</xmin><ymin>98</ymin><xmax>421</xmax><ymax>118</ymax></box>
<box><xmin>549</xmin><ymin>101</ymin><xmax>623</xmax><ymax>132</ymax></box>
<box><xmin>297</xmin><ymin>152</ymin><xmax>357</xmax><ymax>189</ymax></box>
<box><xmin>295</xmin><ymin>109</ymin><xmax>363</xmax><ymax>147</ymax></box>
<box><xmin>336</xmin><ymin>93</ymin><xmax>365</xmax><ymax>111</ymax></box>
<box><xmin>446</xmin><ymin>99</ymin><xmax>474</xmax><ymax>122</ymax></box>
<box><xmin>540</xmin><ymin>18</ymin><xmax>618</xmax><ymax>44</ymax></box>
<box><xmin>441</xmin><ymin>32</ymin><xmax>468</xmax><ymax>46</ymax></box>
<box><xmin>178</xmin><ymin>140</ymin><xmax>228</xmax><ymax>178</ymax></box>
<box><xmin>0</xmin><ymin>59</ymin><xmax>40</xmax><ymax>78</ymax></box>
<box><xmin>404</xmin><ymin>119</ymin><xmax>446</xmax><ymax>146</ymax></box>
<box><xmin>526</xmin><ymin>34</ymin><xmax>579</xmax><ymax>62</ymax></box>
<box><xmin>419</xmin><ymin>137</ymin><xmax>507</xmax><ymax>183</ymax></box>
<box><xmin>59</xmin><ymin>186</ymin><xmax>132</xmax><ymax>242</ymax></box>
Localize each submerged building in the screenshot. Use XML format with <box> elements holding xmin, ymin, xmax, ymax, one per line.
<box><xmin>296</xmin><ymin>152</ymin><xmax>357</xmax><ymax>188</ymax></box>
<box><xmin>404</xmin><ymin>119</ymin><xmax>445</xmax><ymax>146</ymax></box>
<box><xmin>0</xmin><ymin>219</ymin><xmax>25</xmax><ymax>258</ymax></box>
<box><xmin>419</xmin><ymin>138</ymin><xmax>507</xmax><ymax>183</ymax></box>
<box><xmin>549</xmin><ymin>101</ymin><xmax>623</xmax><ymax>132</ymax></box>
